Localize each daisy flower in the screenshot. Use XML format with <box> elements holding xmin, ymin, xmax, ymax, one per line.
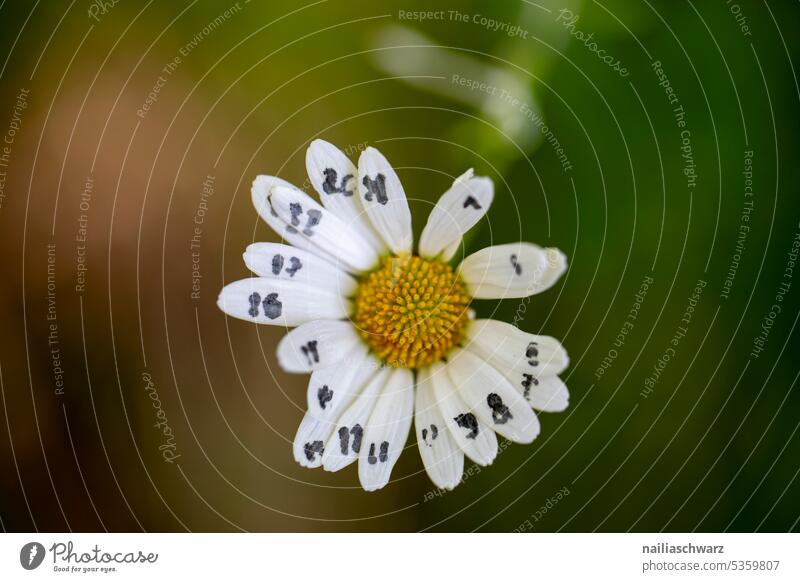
<box><xmin>218</xmin><ymin>140</ymin><xmax>569</xmax><ymax>492</ymax></box>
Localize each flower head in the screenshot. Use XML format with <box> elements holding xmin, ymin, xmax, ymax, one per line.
<box><xmin>353</xmin><ymin>254</ymin><xmax>471</xmax><ymax>368</ymax></box>
<box><xmin>218</xmin><ymin>140</ymin><xmax>569</xmax><ymax>492</ymax></box>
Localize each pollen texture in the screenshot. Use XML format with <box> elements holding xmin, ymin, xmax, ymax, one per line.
<box><xmin>353</xmin><ymin>254</ymin><xmax>471</xmax><ymax>368</ymax></box>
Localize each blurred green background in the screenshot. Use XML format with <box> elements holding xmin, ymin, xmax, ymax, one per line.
<box><xmin>0</xmin><ymin>0</ymin><xmax>798</xmax><ymax>532</ymax></box>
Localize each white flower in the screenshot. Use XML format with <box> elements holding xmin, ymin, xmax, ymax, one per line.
<box><xmin>218</xmin><ymin>140</ymin><xmax>569</xmax><ymax>492</ymax></box>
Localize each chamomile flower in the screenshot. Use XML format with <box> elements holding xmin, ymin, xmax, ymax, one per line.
<box><xmin>218</xmin><ymin>140</ymin><xmax>569</xmax><ymax>492</ymax></box>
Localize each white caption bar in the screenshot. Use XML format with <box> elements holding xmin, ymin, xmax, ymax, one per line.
<box><xmin>0</xmin><ymin>533</ymin><xmax>797</xmax><ymax>581</ymax></box>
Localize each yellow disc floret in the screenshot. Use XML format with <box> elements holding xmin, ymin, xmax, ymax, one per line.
<box><xmin>353</xmin><ymin>254</ymin><xmax>471</xmax><ymax>369</ymax></box>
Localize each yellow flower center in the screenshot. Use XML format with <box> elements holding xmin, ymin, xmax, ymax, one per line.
<box><xmin>353</xmin><ymin>254</ymin><xmax>471</xmax><ymax>369</ymax></box>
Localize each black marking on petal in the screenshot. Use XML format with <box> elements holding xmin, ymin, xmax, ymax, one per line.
<box><xmin>321</xmin><ymin>168</ymin><xmax>339</xmax><ymax>194</ymax></box>
<box><xmin>271</xmin><ymin>254</ymin><xmax>284</xmax><ymax>275</ymax></box>
<box><xmin>338</xmin><ymin>426</ymin><xmax>349</xmax><ymax>454</ymax></box>
<box><xmin>362</xmin><ymin>174</ymin><xmax>388</xmax><ymax>205</ymax></box>
<box><xmin>463</xmin><ymin>195</ymin><xmax>482</xmax><ymax>210</ymax></box>
<box><xmin>262</xmin><ymin>293</ymin><xmax>282</xmax><ymax>319</ymax></box>
<box><xmin>350</xmin><ymin>424</ymin><xmax>363</xmax><ymax>453</ymax></box>
<box><xmin>521</xmin><ymin>374</ymin><xmax>539</xmax><ymax>400</ymax></box>
<box><xmin>304</xmin><ymin>440</ymin><xmax>324</xmax><ymax>461</ymax></box>
<box><xmin>454</xmin><ymin>413</ymin><xmax>479</xmax><ymax>439</ymax></box>
<box><xmin>317</xmin><ymin>385</ymin><xmax>333</xmax><ymax>409</ymax></box>
<box><xmin>303</xmin><ymin>209</ymin><xmax>322</xmax><ymax>236</ymax></box>
<box><xmin>322</xmin><ymin>168</ymin><xmax>355</xmax><ymax>197</ymax></box>
<box><xmin>288</xmin><ymin>202</ymin><xmax>302</xmax><ymax>227</ymax></box>
<box><xmin>300</xmin><ymin>340</ymin><xmax>319</xmax><ymax>366</ymax></box>
<box><xmin>286</xmin><ymin>257</ymin><xmax>302</xmax><ymax>277</ymax></box>
<box><xmin>247</xmin><ymin>292</ymin><xmax>261</xmax><ymax>317</ymax></box>
<box><xmin>510</xmin><ymin>254</ymin><xmax>522</xmax><ymax>275</ymax></box>
<box><xmin>379</xmin><ymin>441</ymin><xmax>389</xmax><ymax>462</ymax></box>
<box><xmin>487</xmin><ymin>393</ymin><xmax>513</xmax><ymax>425</ymax></box>
<box><xmin>526</xmin><ymin>342</ymin><xmax>539</xmax><ymax>367</ymax></box>
<box><xmin>367</xmin><ymin>443</ymin><xmax>377</xmax><ymax>464</ymax></box>
<box><xmin>422</xmin><ymin>424</ymin><xmax>439</xmax><ymax>447</ymax></box>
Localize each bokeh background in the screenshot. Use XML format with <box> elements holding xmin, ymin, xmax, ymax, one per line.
<box><xmin>0</xmin><ymin>0</ymin><xmax>798</xmax><ymax>532</ymax></box>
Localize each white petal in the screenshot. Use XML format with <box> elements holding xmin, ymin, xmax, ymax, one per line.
<box><xmin>458</xmin><ymin>243</ymin><xmax>567</xmax><ymax>299</ymax></box>
<box><xmin>217</xmin><ymin>278</ymin><xmax>350</xmax><ymax>326</ymax></box>
<box><xmin>306</xmin><ymin>347</ymin><xmax>375</xmax><ymax>417</ymax></box>
<box><xmin>442</xmin><ymin>237</ymin><xmax>462</xmax><ymax>261</ymax></box>
<box><xmin>415</xmin><ymin>367</ymin><xmax>464</xmax><ymax>490</ymax></box>
<box><xmin>428</xmin><ymin>362</ymin><xmax>497</xmax><ymax>466</ymax></box>
<box><xmin>465</xmin><ymin>319</ymin><xmax>569</xmax><ymax>377</ymax></box>
<box><xmin>305</xmin><ymin>140</ymin><xmax>387</xmax><ymax>253</ymax></box>
<box><xmin>357</xmin><ymin>147</ymin><xmax>413</xmax><ymax>254</ymax></box>
<box><xmin>522</xmin><ymin>375</ymin><xmax>570</xmax><ymax>412</ymax></box>
<box><xmin>244</xmin><ymin>242</ymin><xmax>357</xmax><ymax>297</ymax></box>
<box><xmin>358</xmin><ymin>368</ymin><xmax>414</xmax><ymax>492</ymax></box>
<box><xmin>270</xmin><ymin>185</ymin><xmax>379</xmax><ymax>273</ymax></box>
<box><xmin>276</xmin><ymin>320</ymin><xmax>361</xmax><ymax>373</ymax></box>
<box><xmin>293</xmin><ymin>349</ymin><xmax>376</xmax><ymax>468</ymax></box>
<box><xmin>419</xmin><ymin>169</ymin><xmax>494</xmax><ymax>261</ymax></box>
<box><xmin>322</xmin><ymin>367</ymin><xmax>390</xmax><ymax>472</ymax></box>
<box><xmin>447</xmin><ymin>348</ymin><xmax>540</xmax><ymax>444</ymax></box>
<box><xmin>293</xmin><ymin>414</ymin><xmax>328</xmax><ymax>467</ymax></box>
<box><xmin>251</xmin><ymin>175</ymin><xmax>329</xmax><ymax>259</ymax></box>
